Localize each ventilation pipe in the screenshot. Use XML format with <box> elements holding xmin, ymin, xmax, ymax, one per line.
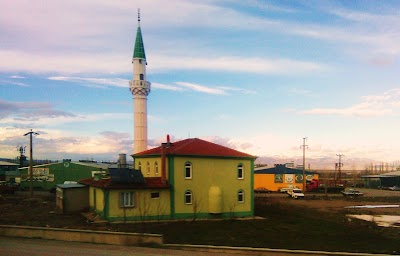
<box><xmin>118</xmin><ymin>153</ymin><xmax>127</xmax><ymax>169</ymax></box>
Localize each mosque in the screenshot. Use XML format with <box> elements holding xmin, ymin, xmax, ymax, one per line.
<box><xmin>79</xmin><ymin>11</ymin><xmax>257</xmax><ymax>221</ymax></box>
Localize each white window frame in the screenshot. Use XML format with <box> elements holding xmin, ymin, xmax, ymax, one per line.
<box><xmin>146</xmin><ymin>162</ymin><xmax>150</xmax><ymax>175</ymax></box>
<box><xmin>237</xmin><ymin>164</ymin><xmax>244</xmax><ymax>180</ymax></box>
<box><xmin>138</xmin><ymin>162</ymin><xmax>142</xmax><ymax>171</ymax></box>
<box><xmin>185</xmin><ymin>162</ymin><xmax>193</xmax><ymax>180</ymax></box>
<box><xmin>238</xmin><ymin>190</ymin><xmax>244</xmax><ymax>203</ymax></box>
<box><xmin>185</xmin><ymin>162</ymin><xmax>192</xmax><ymax>179</ymax></box>
<box><xmin>185</xmin><ymin>190</ymin><xmax>192</xmax><ymax>204</ymax></box>
<box><xmin>154</xmin><ymin>162</ymin><xmax>159</xmax><ymax>176</ymax></box>
<box><xmin>120</xmin><ymin>192</ymin><xmax>134</xmax><ymax>208</ymax></box>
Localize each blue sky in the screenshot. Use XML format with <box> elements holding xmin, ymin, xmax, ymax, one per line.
<box><xmin>1</xmin><ymin>0</ymin><xmax>400</xmax><ymax>168</ymax></box>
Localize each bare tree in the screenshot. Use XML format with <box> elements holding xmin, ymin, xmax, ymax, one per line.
<box><xmin>228</xmin><ymin>201</ymin><xmax>238</xmax><ymax>219</ymax></box>
<box><xmin>137</xmin><ymin>192</ymin><xmax>151</xmax><ymax>223</ymax></box>
<box><xmin>155</xmin><ymin>199</ymin><xmax>167</xmax><ymax>222</ymax></box>
<box><xmin>192</xmin><ymin>196</ymin><xmax>202</xmax><ymax>222</ymax></box>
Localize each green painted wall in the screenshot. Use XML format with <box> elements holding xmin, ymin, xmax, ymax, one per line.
<box><xmin>19</xmin><ymin>162</ymin><xmax>106</xmax><ymax>190</ymax></box>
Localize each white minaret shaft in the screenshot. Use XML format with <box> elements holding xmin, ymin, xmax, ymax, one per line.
<box><xmin>129</xmin><ymin>9</ymin><xmax>151</xmax><ymax>154</ymax></box>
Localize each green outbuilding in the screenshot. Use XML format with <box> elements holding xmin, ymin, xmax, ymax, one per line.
<box><xmin>18</xmin><ymin>160</ymin><xmax>109</xmax><ymax>191</ymax></box>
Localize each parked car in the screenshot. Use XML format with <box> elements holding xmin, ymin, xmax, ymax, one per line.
<box><xmin>388</xmin><ymin>186</ymin><xmax>400</xmax><ymax>191</ymax></box>
<box><xmin>288</xmin><ymin>189</ymin><xmax>304</xmax><ymax>199</ymax></box>
<box><xmin>279</xmin><ymin>185</ymin><xmax>298</xmax><ymax>193</ymax></box>
<box><xmin>254</xmin><ymin>187</ymin><xmax>271</xmax><ymax>193</ymax></box>
<box><xmin>342</xmin><ymin>189</ymin><xmax>363</xmax><ymax>196</ymax></box>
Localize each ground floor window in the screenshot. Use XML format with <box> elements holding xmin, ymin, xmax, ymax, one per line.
<box><xmin>120</xmin><ymin>192</ymin><xmax>134</xmax><ymax>207</ymax></box>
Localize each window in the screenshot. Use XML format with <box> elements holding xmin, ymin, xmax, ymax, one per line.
<box><xmin>139</xmin><ymin>59</ymin><xmax>142</xmax><ymax>64</ymax></box>
<box><xmin>185</xmin><ymin>162</ymin><xmax>192</xmax><ymax>179</ymax></box>
<box><xmin>237</xmin><ymin>164</ymin><xmax>244</xmax><ymax>179</ymax></box>
<box><xmin>140</xmin><ymin>74</ymin><xmax>144</xmax><ymax>80</ymax></box>
<box><xmin>238</xmin><ymin>190</ymin><xmax>244</xmax><ymax>203</ymax></box>
<box><xmin>146</xmin><ymin>162</ymin><xmax>150</xmax><ymax>175</ymax></box>
<box><xmin>138</xmin><ymin>162</ymin><xmax>142</xmax><ymax>171</ymax></box>
<box><xmin>151</xmin><ymin>192</ymin><xmax>160</xmax><ymax>199</ymax></box>
<box><xmin>154</xmin><ymin>162</ymin><xmax>159</xmax><ymax>176</ymax></box>
<box><xmin>120</xmin><ymin>192</ymin><xmax>134</xmax><ymax>207</ymax></box>
<box><xmin>185</xmin><ymin>190</ymin><xmax>192</xmax><ymax>204</ymax></box>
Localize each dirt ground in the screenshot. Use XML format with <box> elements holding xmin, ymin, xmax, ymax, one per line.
<box><xmin>0</xmin><ymin>188</ymin><xmax>399</xmax><ymax>228</ymax></box>
<box><xmin>258</xmin><ymin>188</ymin><xmax>400</xmax><ymax>216</ymax></box>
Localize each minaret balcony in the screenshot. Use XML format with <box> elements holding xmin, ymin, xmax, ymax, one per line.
<box><xmin>129</xmin><ymin>80</ymin><xmax>151</xmax><ymax>96</ymax></box>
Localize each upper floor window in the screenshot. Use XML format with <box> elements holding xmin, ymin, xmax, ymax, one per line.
<box><xmin>139</xmin><ymin>59</ymin><xmax>142</xmax><ymax>64</ymax></box>
<box><xmin>185</xmin><ymin>190</ymin><xmax>192</xmax><ymax>204</ymax></box>
<box><xmin>120</xmin><ymin>192</ymin><xmax>134</xmax><ymax>208</ymax></box>
<box><xmin>238</xmin><ymin>190</ymin><xmax>244</xmax><ymax>203</ymax></box>
<box><xmin>237</xmin><ymin>164</ymin><xmax>244</xmax><ymax>179</ymax></box>
<box><xmin>138</xmin><ymin>162</ymin><xmax>142</xmax><ymax>171</ymax></box>
<box><xmin>154</xmin><ymin>162</ymin><xmax>159</xmax><ymax>176</ymax></box>
<box><xmin>146</xmin><ymin>162</ymin><xmax>150</xmax><ymax>175</ymax></box>
<box><xmin>185</xmin><ymin>162</ymin><xmax>192</xmax><ymax>179</ymax></box>
<box><xmin>140</xmin><ymin>74</ymin><xmax>144</xmax><ymax>80</ymax></box>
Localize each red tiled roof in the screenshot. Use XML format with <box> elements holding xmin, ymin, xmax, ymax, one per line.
<box><xmin>134</xmin><ymin>138</ymin><xmax>256</xmax><ymax>158</ymax></box>
<box><xmin>79</xmin><ymin>176</ymin><xmax>169</xmax><ymax>189</ymax></box>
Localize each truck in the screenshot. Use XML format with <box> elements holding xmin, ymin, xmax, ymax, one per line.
<box><xmin>288</xmin><ymin>188</ymin><xmax>304</xmax><ymax>199</ymax></box>
<box><xmin>306</xmin><ymin>179</ymin><xmax>345</xmax><ymax>193</ymax></box>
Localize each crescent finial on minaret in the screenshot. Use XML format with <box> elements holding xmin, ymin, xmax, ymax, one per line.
<box><xmin>138</xmin><ymin>8</ymin><xmax>141</xmax><ymax>25</ymax></box>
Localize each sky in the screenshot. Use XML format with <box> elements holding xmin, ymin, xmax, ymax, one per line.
<box><xmin>1</xmin><ymin>0</ymin><xmax>400</xmax><ymax>169</ymax></box>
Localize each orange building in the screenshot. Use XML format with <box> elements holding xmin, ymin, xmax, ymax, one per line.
<box><xmin>254</xmin><ymin>164</ymin><xmax>318</xmax><ymax>192</ymax></box>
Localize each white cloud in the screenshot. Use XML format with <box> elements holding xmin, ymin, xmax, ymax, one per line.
<box><xmin>152</xmin><ymin>55</ymin><xmax>327</xmax><ymax>74</ymax></box>
<box><xmin>0</xmin><ymin>79</ymin><xmax>29</xmax><ymax>87</ymax></box>
<box><xmin>175</xmin><ymin>82</ymin><xmax>227</xmax><ymax>95</ymax></box>
<box><xmin>48</xmin><ymin>76</ymin><xmax>128</xmax><ymax>88</ymax></box>
<box><xmin>151</xmin><ymin>82</ymin><xmax>184</xmax><ymax>91</ymax></box>
<box><xmin>295</xmin><ymin>88</ymin><xmax>400</xmax><ymax>117</ymax></box>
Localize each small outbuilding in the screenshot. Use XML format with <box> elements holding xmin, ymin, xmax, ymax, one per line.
<box><xmin>56</xmin><ymin>183</ymin><xmax>89</xmax><ymax>213</ymax></box>
<box><xmin>254</xmin><ymin>164</ymin><xmax>318</xmax><ymax>192</ymax></box>
<box><xmin>0</xmin><ymin>161</ymin><xmax>19</xmax><ymax>182</ymax></box>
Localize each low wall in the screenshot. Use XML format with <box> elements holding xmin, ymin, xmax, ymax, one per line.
<box><xmin>0</xmin><ymin>225</ymin><xmax>163</xmax><ymax>246</ymax></box>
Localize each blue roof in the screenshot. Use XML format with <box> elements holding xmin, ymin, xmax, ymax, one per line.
<box><xmin>255</xmin><ymin>164</ymin><xmax>317</xmax><ymax>175</ymax></box>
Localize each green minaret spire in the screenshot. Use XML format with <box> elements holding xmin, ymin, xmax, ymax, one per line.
<box><xmin>133</xmin><ymin>9</ymin><xmax>146</xmax><ymax>60</ymax></box>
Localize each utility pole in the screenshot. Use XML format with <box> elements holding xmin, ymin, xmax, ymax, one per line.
<box><xmin>24</xmin><ymin>129</ymin><xmax>39</xmax><ymax>198</ymax></box>
<box><xmin>300</xmin><ymin>137</ymin><xmax>308</xmax><ymax>192</ymax></box>
<box><xmin>336</xmin><ymin>154</ymin><xmax>344</xmax><ymax>182</ymax></box>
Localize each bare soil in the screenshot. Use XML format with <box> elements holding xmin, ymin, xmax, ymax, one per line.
<box><xmin>0</xmin><ymin>188</ymin><xmax>400</xmax><ymax>254</ymax></box>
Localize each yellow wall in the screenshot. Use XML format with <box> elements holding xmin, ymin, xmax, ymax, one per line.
<box><xmin>254</xmin><ymin>173</ymin><xmax>319</xmax><ymax>192</ymax></box>
<box><xmin>108</xmin><ymin>189</ymin><xmax>171</xmax><ymax>219</ymax></box>
<box><xmin>89</xmin><ymin>186</ymin><xmax>105</xmax><ymax>212</ymax></box>
<box><xmin>134</xmin><ymin>157</ymin><xmax>164</xmax><ymax>178</ymax></box>
<box><xmin>173</xmin><ymin>157</ymin><xmax>252</xmax><ymax>215</ymax></box>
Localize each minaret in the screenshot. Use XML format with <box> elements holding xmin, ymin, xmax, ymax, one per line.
<box><xmin>130</xmin><ymin>9</ymin><xmax>151</xmax><ymax>154</ymax></box>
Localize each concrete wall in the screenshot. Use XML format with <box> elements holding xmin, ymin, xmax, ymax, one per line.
<box><xmin>0</xmin><ymin>225</ymin><xmax>163</xmax><ymax>246</ymax></box>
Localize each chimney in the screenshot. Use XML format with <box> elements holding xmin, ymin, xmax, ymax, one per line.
<box><xmin>161</xmin><ymin>134</ymin><xmax>172</xmax><ymax>185</ymax></box>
